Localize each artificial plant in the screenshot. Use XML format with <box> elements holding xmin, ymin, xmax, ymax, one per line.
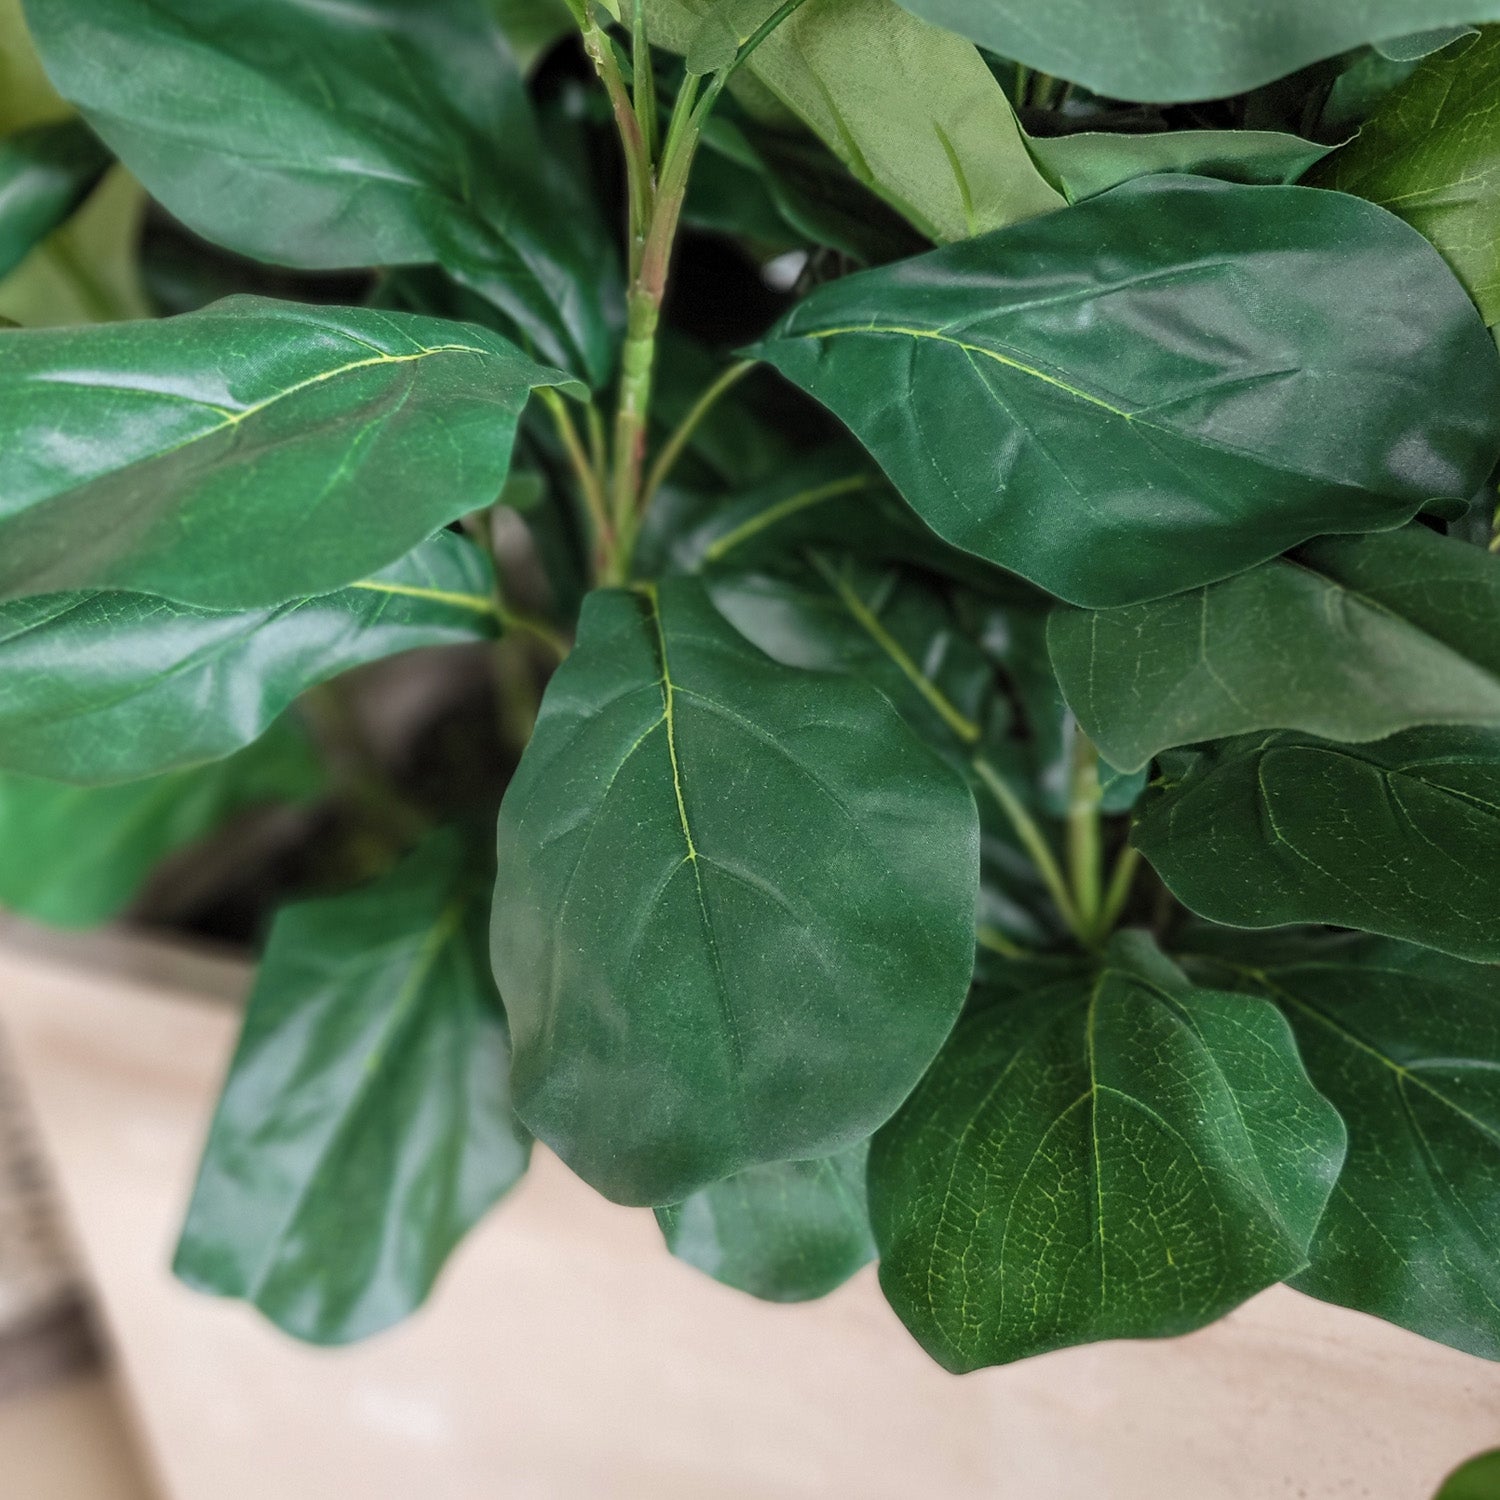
<box><xmin>2</xmin><ymin>0</ymin><xmax>1500</xmax><ymax>1376</ymax></box>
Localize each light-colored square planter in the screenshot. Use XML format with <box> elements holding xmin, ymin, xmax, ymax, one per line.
<box><xmin>1</xmin><ymin>917</ymin><xmax>1497</xmax><ymax>1500</ymax></box>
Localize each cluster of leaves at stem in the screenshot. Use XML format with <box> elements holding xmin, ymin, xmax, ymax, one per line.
<box><xmin>3</xmin><ymin>0</ymin><xmax>1500</xmax><ymax>1378</ymax></box>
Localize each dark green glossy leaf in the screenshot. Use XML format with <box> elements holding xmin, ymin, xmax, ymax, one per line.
<box><xmin>1028</xmin><ymin>129</ymin><xmax>1332</xmax><ymax>204</ymax></box>
<box><xmin>1434</xmin><ymin>1449</ymin><xmax>1500</xmax><ymax>1500</ymax></box>
<box><xmin>175</xmin><ymin>834</ymin><xmax>529</xmax><ymax>1345</ymax></box>
<box><xmin>655</xmin><ymin>1143</ymin><xmax>875</xmax><ymax>1302</ymax></box>
<box><xmin>491</xmin><ymin>576</ymin><xmax>979</xmax><ymax>1206</ymax></box>
<box><xmin>0</xmin><ymin>118</ymin><xmax>107</xmax><ymax>280</ymax></box>
<box><xmin>1051</xmin><ymin>527</ymin><xmax>1500</xmax><ymax>773</ymax></box>
<box><xmin>703</xmin><ymin>556</ymin><xmax>997</xmax><ymax>765</ymax></box>
<box><xmin>1186</xmin><ymin>932</ymin><xmax>1500</xmax><ymax>1361</ymax></box>
<box><xmin>868</xmin><ymin>932</ymin><xmax>1345</xmax><ymax>1372</ymax></box>
<box><xmin>1135</xmin><ymin>728</ymin><xmax>1500</xmax><ymax>962</ymax></box>
<box><xmin>25</xmin><ymin>0</ymin><xmax>618</xmax><ymax>379</ymax></box>
<box><xmin>752</xmin><ymin>175</ymin><xmax>1500</xmax><ymax>608</ymax></box>
<box><xmin>689</xmin><ymin>116</ymin><xmax>919</xmax><ymax>265</ymax></box>
<box><xmin>890</xmin><ymin>0</ymin><xmax>1500</xmax><ymax>102</ymax></box>
<box><xmin>0</xmin><ymin>296</ymin><xmax>580</xmax><ymax>607</ymax></box>
<box><xmin>645</xmin><ymin>0</ymin><xmax>1062</xmax><ymax>242</ymax></box>
<box><xmin>1318</xmin><ymin>28</ymin><xmax>1500</xmax><ymax>326</ymax></box>
<box><xmin>0</xmin><ymin>533</ymin><xmax>498</xmax><ymax>784</ymax></box>
<box><xmin>0</xmin><ymin>719</ymin><xmax>322</xmax><ymax>928</ymax></box>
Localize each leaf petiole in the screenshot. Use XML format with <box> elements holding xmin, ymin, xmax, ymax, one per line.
<box><xmin>973</xmin><ymin>756</ymin><xmax>1085</xmax><ymax>941</ymax></box>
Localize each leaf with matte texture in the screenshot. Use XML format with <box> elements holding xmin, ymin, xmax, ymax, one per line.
<box><xmin>0</xmin><ymin>719</ymin><xmax>322</xmax><ymax>928</ymax></box>
<box><xmin>0</xmin><ymin>533</ymin><xmax>498</xmax><ymax>784</ymax></box>
<box><xmin>175</xmin><ymin>834</ymin><xmax>530</xmax><ymax>1345</ymax></box>
<box><xmin>1135</xmin><ymin>728</ymin><xmax>1500</xmax><ymax>963</ymax></box>
<box><xmin>1029</xmin><ymin>129</ymin><xmax>1333</xmax><ymax>204</ymax></box>
<box><xmin>656</xmin><ymin>1143</ymin><xmax>875</xmax><ymax>1302</ymax></box>
<box><xmin>1317</xmin><ymin>28</ymin><xmax>1500</xmax><ymax>326</ymax></box>
<box><xmin>1185</xmin><ymin>932</ymin><xmax>1500</xmax><ymax>1362</ymax></box>
<box><xmin>868</xmin><ymin>932</ymin><xmax>1345</xmax><ymax>1372</ymax></box>
<box><xmin>889</xmin><ymin>0</ymin><xmax>1500</xmax><ymax>102</ymax></box>
<box><xmin>0</xmin><ymin>297</ymin><xmax>580</xmax><ymax>607</ymax></box>
<box><xmin>752</xmin><ymin>176</ymin><xmax>1500</xmax><ymax>608</ymax></box>
<box><xmin>491</xmin><ymin>577</ymin><xmax>979</xmax><ymax>1206</ymax></box>
<box><xmin>0</xmin><ymin>119</ymin><xmax>107</xmax><ymax>280</ymax></box>
<box><xmin>645</xmin><ymin>0</ymin><xmax>1062</xmax><ymax>242</ymax></box>
<box><xmin>1050</xmin><ymin>527</ymin><xmax>1500</xmax><ymax>773</ymax></box>
<box><xmin>24</xmin><ymin>0</ymin><xmax>617</xmax><ymax>380</ymax></box>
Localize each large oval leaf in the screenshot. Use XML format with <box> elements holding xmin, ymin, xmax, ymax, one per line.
<box><xmin>1317</xmin><ymin>29</ymin><xmax>1500</xmax><ymax>326</ymax></box>
<box><xmin>0</xmin><ymin>719</ymin><xmax>321</xmax><ymax>928</ymax></box>
<box><xmin>890</xmin><ymin>0</ymin><xmax>1500</xmax><ymax>103</ymax></box>
<box><xmin>1028</xmin><ymin>128</ymin><xmax>1333</xmax><ymax>204</ymax></box>
<box><xmin>655</xmin><ymin>1143</ymin><xmax>876</xmax><ymax>1302</ymax></box>
<box><xmin>24</xmin><ymin>0</ymin><xmax>618</xmax><ymax>380</ymax></box>
<box><xmin>1186</xmin><ymin>932</ymin><xmax>1500</xmax><ymax>1362</ymax></box>
<box><xmin>0</xmin><ymin>533</ymin><xmax>498</xmax><ymax>784</ymax></box>
<box><xmin>0</xmin><ymin>118</ymin><xmax>107</xmax><ymax>280</ymax></box>
<box><xmin>175</xmin><ymin>833</ymin><xmax>530</xmax><ymax>1345</ymax></box>
<box><xmin>1050</xmin><ymin>527</ymin><xmax>1500</xmax><ymax>773</ymax></box>
<box><xmin>0</xmin><ymin>297</ymin><xmax>579</xmax><ymax>607</ymax></box>
<box><xmin>645</xmin><ymin>0</ymin><xmax>1061</xmax><ymax>243</ymax></box>
<box><xmin>1135</xmin><ymin>728</ymin><xmax>1500</xmax><ymax>962</ymax></box>
<box><xmin>491</xmin><ymin>576</ymin><xmax>979</xmax><ymax>1206</ymax></box>
<box><xmin>752</xmin><ymin>176</ymin><xmax>1500</xmax><ymax>608</ymax></box>
<box><xmin>868</xmin><ymin>932</ymin><xmax>1345</xmax><ymax>1372</ymax></box>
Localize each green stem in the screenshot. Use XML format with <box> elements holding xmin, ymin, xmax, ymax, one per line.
<box><xmin>540</xmin><ymin>387</ymin><xmax>612</xmax><ymax>565</ymax></box>
<box><xmin>641</xmin><ymin>358</ymin><xmax>754</xmax><ymax>509</ymax></box>
<box><xmin>973</xmin><ymin>757</ymin><xmax>1085</xmax><ymax>940</ymax></box>
<box><xmin>977</xmin><ymin>925</ymin><xmax>1031</xmax><ymax>961</ymax></box>
<box><xmin>1097</xmin><ymin>844</ymin><xmax>1141</xmax><ymax>938</ymax></box>
<box><xmin>1066</xmin><ymin>727</ymin><xmax>1103</xmax><ymax>934</ymax></box>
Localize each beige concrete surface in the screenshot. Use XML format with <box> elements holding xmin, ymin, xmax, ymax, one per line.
<box><xmin>1</xmin><ymin>919</ymin><xmax>1499</xmax><ymax>1499</ymax></box>
<box><xmin>0</xmin><ymin>1371</ymin><xmax>157</xmax><ymax>1500</ymax></box>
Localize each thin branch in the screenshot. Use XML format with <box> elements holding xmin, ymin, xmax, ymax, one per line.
<box><xmin>641</xmin><ymin>359</ymin><xmax>754</xmax><ymax>508</ymax></box>
<box><xmin>973</xmin><ymin>757</ymin><xmax>1086</xmax><ymax>941</ymax></box>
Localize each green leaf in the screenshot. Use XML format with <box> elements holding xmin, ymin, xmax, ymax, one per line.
<box><xmin>752</xmin><ymin>175</ymin><xmax>1500</xmax><ymax>609</ymax></box>
<box><xmin>1435</xmin><ymin>1449</ymin><xmax>1500</xmax><ymax>1500</ymax></box>
<box><xmin>702</xmin><ymin>556</ymin><xmax>997</xmax><ymax>765</ymax></box>
<box><xmin>889</xmin><ymin>0</ymin><xmax>1500</xmax><ymax>103</ymax></box>
<box><xmin>0</xmin><ymin>719</ymin><xmax>322</xmax><ymax>928</ymax></box>
<box><xmin>1372</xmin><ymin>24</ymin><xmax>1477</xmax><ymax>62</ymax></box>
<box><xmin>0</xmin><ymin>533</ymin><xmax>498</xmax><ymax>784</ymax></box>
<box><xmin>1185</xmin><ymin>932</ymin><xmax>1500</xmax><ymax>1361</ymax></box>
<box><xmin>868</xmin><ymin>932</ymin><xmax>1345</xmax><ymax>1372</ymax></box>
<box><xmin>655</xmin><ymin>1143</ymin><xmax>875</xmax><ymax>1302</ymax></box>
<box><xmin>25</xmin><ymin>0</ymin><xmax>618</xmax><ymax>380</ymax></box>
<box><xmin>0</xmin><ymin>0</ymin><xmax>67</xmax><ymax>132</ymax></box>
<box><xmin>0</xmin><ymin>296</ymin><xmax>581</xmax><ymax>608</ymax></box>
<box><xmin>645</xmin><ymin>0</ymin><xmax>1062</xmax><ymax>242</ymax></box>
<box><xmin>0</xmin><ymin>118</ymin><xmax>108</xmax><ymax>280</ymax></box>
<box><xmin>1050</xmin><ymin>527</ymin><xmax>1500</xmax><ymax>774</ymax></box>
<box><xmin>1317</xmin><ymin>28</ymin><xmax>1500</xmax><ymax>326</ymax></box>
<box><xmin>1135</xmin><ymin>727</ymin><xmax>1500</xmax><ymax>963</ymax></box>
<box><xmin>486</xmin><ymin>0</ymin><xmax>573</xmax><ymax>72</ymax></box>
<box><xmin>491</xmin><ymin>576</ymin><xmax>979</xmax><ymax>1206</ymax></box>
<box><xmin>0</xmin><ymin>163</ymin><xmax>148</xmax><ymax>325</ymax></box>
<box><xmin>175</xmin><ymin>833</ymin><xmax>530</xmax><ymax>1345</ymax></box>
<box><xmin>1028</xmin><ymin>129</ymin><xmax>1333</xmax><ymax>205</ymax></box>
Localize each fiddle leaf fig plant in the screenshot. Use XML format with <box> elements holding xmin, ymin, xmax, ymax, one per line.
<box><xmin>4</xmin><ymin>0</ymin><xmax>1500</xmax><ymax>1377</ymax></box>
